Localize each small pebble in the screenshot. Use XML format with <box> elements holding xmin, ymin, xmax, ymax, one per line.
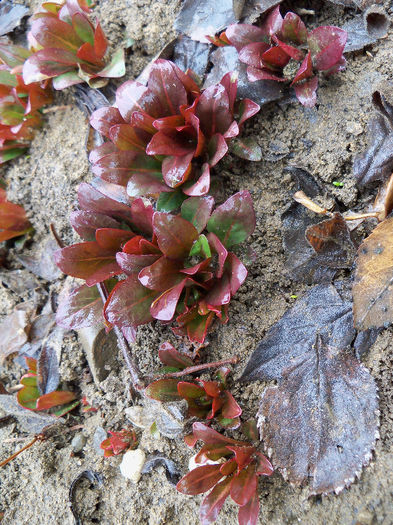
<box><xmin>71</xmin><ymin>433</ymin><xmax>87</xmax><ymax>454</ymax></box>
<box><xmin>120</xmin><ymin>449</ymin><xmax>146</xmax><ymax>483</ymax></box>
<box><xmin>93</xmin><ymin>427</ymin><xmax>107</xmax><ymax>456</ymax></box>
<box><xmin>346</xmin><ymin>121</ymin><xmax>363</xmax><ymax>135</ymax></box>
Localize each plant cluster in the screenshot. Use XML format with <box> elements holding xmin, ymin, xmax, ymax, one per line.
<box><xmin>0</xmin><ymin>48</ymin><xmax>52</xmax><ymax>164</ymax></box>
<box><xmin>210</xmin><ymin>6</ymin><xmax>347</xmax><ymax>107</ymax></box>
<box><xmin>0</xmin><ymin>187</ymin><xmax>32</xmax><ymax>242</ymax></box>
<box><xmin>22</xmin><ymin>0</ymin><xmax>125</xmax><ymax>89</ymax></box>
<box><xmin>146</xmin><ymin>343</ymin><xmax>242</xmax><ymax>428</ymax></box>
<box><xmin>55</xmin><ymin>182</ymin><xmax>255</xmax><ymax>343</ymax></box>
<box><xmin>89</xmin><ymin>59</ymin><xmax>260</xmax><ymax>202</ymax></box>
<box><xmin>100</xmin><ymin>428</ymin><xmax>138</xmax><ymax>457</ymax></box>
<box><xmin>177</xmin><ymin>422</ymin><xmax>273</xmax><ymax>525</ymax></box>
<box><xmin>17</xmin><ymin>357</ymin><xmax>78</xmax><ymax>416</ymax></box>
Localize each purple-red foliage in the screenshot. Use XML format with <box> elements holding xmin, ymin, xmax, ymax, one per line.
<box><xmin>89</xmin><ymin>59</ymin><xmax>260</xmax><ymax>201</ymax></box>
<box><xmin>145</xmin><ymin>343</ymin><xmax>242</xmax><ymax>428</ymax></box>
<box><xmin>0</xmin><ymin>188</ymin><xmax>32</xmax><ymax>241</ymax></box>
<box><xmin>22</xmin><ymin>0</ymin><xmax>125</xmax><ymax>89</ymax></box>
<box><xmin>55</xmin><ymin>182</ymin><xmax>255</xmax><ymax>343</ymax></box>
<box><xmin>177</xmin><ymin>422</ymin><xmax>273</xmax><ymax>525</ymax></box>
<box><xmin>100</xmin><ymin>428</ymin><xmax>138</xmax><ymax>457</ymax></box>
<box><xmin>216</xmin><ymin>7</ymin><xmax>347</xmax><ymax>107</ymax></box>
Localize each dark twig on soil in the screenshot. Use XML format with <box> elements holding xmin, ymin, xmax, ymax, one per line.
<box><xmin>153</xmin><ymin>356</ymin><xmax>239</xmax><ymax>380</ymax></box>
<box><xmin>50</xmin><ymin>224</ymin><xmax>65</xmax><ymax>248</ymax></box>
<box><xmin>96</xmin><ymin>282</ymin><xmax>145</xmax><ymax>391</ymax></box>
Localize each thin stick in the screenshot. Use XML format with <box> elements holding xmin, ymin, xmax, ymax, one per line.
<box><xmin>344</xmin><ymin>212</ymin><xmax>379</xmax><ymax>221</ymax></box>
<box><xmin>0</xmin><ymin>436</ymin><xmax>39</xmax><ymax>468</ymax></box>
<box><xmin>42</xmin><ymin>105</ymin><xmax>70</xmax><ymax>114</ymax></box>
<box><xmin>50</xmin><ymin>224</ymin><xmax>65</xmax><ymax>248</ymax></box>
<box><xmin>96</xmin><ymin>283</ymin><xmax>145</xmax><ymax>391</ymax></box>
<box><xmin>155</xmin><ymin>356</ymin><xmax>239</xmax><ymax>379</ymax></box>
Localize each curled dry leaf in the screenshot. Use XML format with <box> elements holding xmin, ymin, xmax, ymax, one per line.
<box><xmin>0</xmin><ymin>309</ymin><xmax>30</xmax><ymax>363</ymax></box>
<box><xmin>242</xmin><ymin>284</ymin><xmax>378</xmax><ymax>494</ymax></box>
<box><xmin>353</xmin><ymin>216</ymin><xmax>393</xmax><ymax>330</ymax></box>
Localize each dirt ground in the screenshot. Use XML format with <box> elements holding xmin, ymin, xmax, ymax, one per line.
<box><xmin>0</xmin><ymin>1</ymin><xmax>393</xmax><ymax>524</ymax></box>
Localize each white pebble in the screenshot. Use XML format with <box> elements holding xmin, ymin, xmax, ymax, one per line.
<box><xmin>119</xmin><ymin>449</ymin><xmax>146</xmax><ymax>483</ymax></box>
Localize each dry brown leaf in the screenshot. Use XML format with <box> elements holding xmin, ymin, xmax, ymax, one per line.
<box><xmin>353</xmin><ymin>216</ymin><xmax>393</xmax><ymax>330</ymax></box>
<box><xmin>0</xmin><ymin>310</ymin><xmax>30</xmax><ymax>363</ymax></box>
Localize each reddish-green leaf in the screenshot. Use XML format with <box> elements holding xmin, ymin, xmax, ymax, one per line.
<box><xmin>293</xmin><ymin>76</ymin><xmax>318</xmax><ymax>108</ymax></box>
<box><xmin>153</xmin><ymin>212</ymin><xmax>199</xmax><ymax>259</ymax></box>
<box><xmin>148</xmin><ymin>59</ymin><xmax>188</xmax><ymax>116</ymax></box>
<box><xmin>72</xmin><ymin>12</ymin><xmax>94</xmax><ymax>45</ymax></box>
<box><xmin>90</xmin><ymin>107</ymin><xmax>124</xmax><ymax>138</ymax></box>
<box><xmin>199</xmin><ymin>476</ymin><xmax>232</xmax><ymax>525</ymax></box>
<box><xmin>207</xmin><ymin>191</ymin><xmax>256</xmax><ymax>248</ymax></box>
<box><xmin>230</xmin><ymin>137</ymin><xmax>262</xmax><ymax>161</ymax></box>
<box><xmin>176</xmin><ymin>464</ymin><xmax>223</xmax><ymax>495</ymax></box>
<box><xmin>95</xmin><ymin>228</ymin><xmax>134</xmax><ymax>251</ymax></box>
<box><xmin>138</xmin><ymin>256</ymin><xmax>182</xmax><ymax>291</ymax></box>
<box><xmin>255</xmin><ymin>452</ymin><xmax>273</xmax><ymax>476</ymax></box>
<box><xmin>238</xmin><ymin>490</ymin><xmax>260</xmax><ymax>525</ymax></box>
<box><xmin>17</xmin><ymin>384</ymin><xmax>40</xmax><ymax>410</ymax></box>
<box><xmin>180</xmin><ymin>196</ymin><xmax>214</xmax><ymax>234</ymax></box>
<box><xmin>178</xmin><ymin>381</ymin><xmax>206</xmax><ymax>400</ymax></box>
<box><xmin>145</xmin><ymin>378</ymin><xmax>181</xmax><ymax>402</ymax></box>
<box><xmin>307</xmin><ymin>26</ymin><xmax>347</xmax><ymax>72</ymax></box>
<box><xmin>56</xmin><ymin>283</ymin><xmax>103</xmax><ymax>329</ymax></box>
<box><xmin>225</xmin><ymin>24</ymin><xmax>266</xmax><ymax>52</ymax></box>
<box><xmin>191</xmin><ymin>422</ymin><xmax>243</xmax><ymax>446</ymax></box>
<box><xmin>158</xmin><ymin>342</ymin><xmax>194</xmax><ymax>369</ymax></box>
<box><xmin>70</xmin><ymin>210</ymin><xmax>121</xmax><ymax>241</ymax></box>
<box><xmin>36</xmin><ymin>390</ymin><xmax>77</xmax><ymax>410</ymax></box>
<box><xmin>230</xmin><ymin>463</ymin><xmax>258</xmax><ymax>506</ymax></box>
<box><xmin>150</xmin><ymin>280</ymin><xmax>188</xmax><ymax>321</ymax></box>
<box><xmin>195</xmin><ymin>84</ymin><xmax>232</xmax><ymax>138</ymax></box>
<box><xmin>281</xmin><ymin>12</ymin><xmax>308</xmax><ymax>45</ymax></box>
<box><xmin>31</xmin><ymin>16</ymin><xmax>83</xmax><ymax>52</ymax></box>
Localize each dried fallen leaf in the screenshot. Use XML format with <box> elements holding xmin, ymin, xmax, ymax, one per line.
<box><xmin>342</xmin><ymin>7</ymin><xmax>389</xmax><ymax>53</ymax></box>
<box><xmin>0</xmin><ymin>2</ymin><xmax>29</xmax><ymax>36</ymax></box>
<box><xmin>17</xmin><ymin>237</ymin><xmax>62</xmax><ymax>281</ymax></box>
<box><xmin>0</xmin><ymin>395</ymin><xmax>62</xmax><ymax>434</ymax></box>
<box><xmin>353</xmin><ymin>216</ymin><xmax>393</xmax><ymax>330</ymax></box>
<box><xmin>353</xmin><ymin>83</ymin><xmax>393</xmax><ymax>186</ymax></box>
<box><xmin>242</xmin><ymin>284</ymin><xmax>378</xmax><ymax>494</ymax></box>
<box><xmin>37</xmin><ymin>346</ymin><xmax>60</xmax><ymax>396</ymax></box>
<box><xmin>0</xmin><ymin>309</ymin><xmax>30</xmax><ymax>363</ymax></box>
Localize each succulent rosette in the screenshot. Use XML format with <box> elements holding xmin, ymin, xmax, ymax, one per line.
<box><xmin>89</xmin><ymin>59</ymin><xmax>260</xmax><ymax>204</ymax></box>
<box><xmin>55</xmin><ymin>181</ymin><xmax>255</xmax><ymax>343</ymax></box>
<box><xmin>214</xmin><ymin>6</ymin><xmax>347</xmax><ymax>107</ymax></box>
<box><xmin>22</xmin><ymin>0</ymin><xmax>125</xmax><ymax>89</ymax></box>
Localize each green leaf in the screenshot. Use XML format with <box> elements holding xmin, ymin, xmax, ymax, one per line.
<box><xmin>157</xmin><ymin>190</ymin><xmax>186</xmax><ymax>212</ymax></box>
<box><xmin>190</xmin><ymin>234</ymin><xmax>211</xmax><ymax>258</ymax></box>
<box><xmin>145</xmin><ymin>378</ymin><xmax>182</xmax><ymax>402</ymax></box>
<box><xmin>53</xmin><ymin>400</ymin><xmax>80</xmax><ymax>417</ymax></box>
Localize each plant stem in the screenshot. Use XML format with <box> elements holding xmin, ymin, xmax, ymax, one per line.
<box><xmin>155</xmin><ymin>356</ymin><xmax>239</xmax><ymax>379</ymax></box>
<box><xmin>0</xmin><ymin>436</ymin><xmax>39</xmax><ymax>468</ymax></box>
<box><xmin>96</xmin><ymin>283</ymin><xmax>145</xmax><ymax>391</ymax></box>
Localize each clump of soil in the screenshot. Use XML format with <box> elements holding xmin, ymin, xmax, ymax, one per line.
<box><xmin>0</xmin><ymin>1</ymin><xmax>393</xmax><ymax>524</ymax></box>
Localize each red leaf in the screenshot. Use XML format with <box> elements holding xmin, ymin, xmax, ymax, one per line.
<box><xmin>207</xmin><ymin>233</ymin><xmax>228</xmax><ymax>278</ymax></box>
<box><xmin>227</xmin><ymin>252</ymin><xmax>248</xmax><ymax>294</ymax></box>
<box><xmin>261</xmin><ymin>5</ymin><xmax>283</xmax><ymax>36</ymax></box>
<box><xmin>153</xmin><ymin>212</ymin><xmax>198</xmax><ymax>259</ymax></box>
<box><xmin>207</xmin><ymin>191</ymin><xmax>256</xmax><ymax>248</ymax></box>
<box><xmin>205</xmin><ymin>273</ymin><xmax>231</xmax><ymax>307</ymax></box>
<box><xmin>262</xmin><ymin>45</ymin><xmax>290</xmax><ymax>70</ymax></box>
<box><xmin>237</xmin><ymin>99</ymin><xmax>260</xmax><ymax>127</ymax></box>
<box><xmin>56</xmin><ymin>283</ymin><xmax>103</xmax><ymax>329</ymax></box>
<box><xmin>109</xmin><ymin>123</ymin><xmax>149</xmax><ymax>152</ymax></box>
<box><xmin>90</xmin><ymin>107</ymin><xmax>124</xmax><ymax>138</ymax></box>
<box><xmin>95</xmin><ymin>228</ymin><xmax>134</xmax><ymax>251</ymax></box>
<box><xmin>291</xmin><ymin>51</ymin><xmax>313</xmax><ymax>84</ymax></box>
<box><xmin>147</xmin><ymin>59</ymin><xmax>188</xmax><ymax>116</ymax></box>
<box><xmin>23</xmin><ymin>49</ymin><xmax>76</xmax><ymax>83</ymax></box>
<box><xmin>176</xmin><ymin>464</ymin><xmax>223</xmax><ymax>496</ymax></box>
<box><xmin>307</xmin><ymin>26</ymin><xmax>347</xmax><ymax>72</ymax></box>
<box><xmin>36</xmin><ymin>390</ymin><xmax>77</xmax><ymax>410</ymax></box>
<box><xmin>158</xmin><ymin>342</ymin><xmax>194</xmax><ymax>368</ymax></box>
<box><xmin>77</xmin><ymin>182</ymin><xmax>132</xmax><ymax>222</ymax></box>
<box><xmin>94</xmin><ymin>21</ymin><xmax>108</xmax><ymax>59</ymax></box>
<box><xmin>225</xmin><ymin>24</ymin><xmax>266</xmax><ymax>51</ymax></box>
<box><xmin>199</xmin><ymin>476</ymin><xmax>232</xmax><ymax>525</ymax></box>
<box><xmin>183</xmin><ymin>163</ymin><xmax>210</xmax><ymax>197</ymax></box>
<box><xmin>195</xmin><ymin>84</ymin><xmax>232</xmax><ymax>138</ymax></box>
<box><xmin>150</xmin><ymin>279</ymin><xmax>188</xmax><ymax>321</ymax></box>
<box><xmin>191</xmin><ymin>422</ymin><xmax>243</xmax><ymax>446</ymax></box>
<box><xmin>281</xmin><ymin>12</ymin><xmax>308</xmax><ymax>45</ymax></box>
<box><xmin>238</xmin><ymin>490</ymin><xmax>260</xmax><ymax>525</ymax></box>
<box><xmin>116</xmin><ymin>252</ymin><xmax>159</xmax><ymax>274</ymax></box>
<box><xmin>238</xmin><ymin>42</ymin><xmax>270</xmax><ymax>68</ymax></box>
<box><xmin>226</xmin><ymin>445</ymin><xmax>255</xmax><ymax>470</ymax></box>
<box><xmin>247</xmin><ymin>66</ymin><xmax>286</xmax><ymax>83</ymax></box>
<box><xmin>208</xmin><ymin>133</ymin><xmax>228</xmax><ymax>167</ymax></box>
<box><xmin>30</xmin><ymin>16</ymin><xmax>82</xmax><ymax>52</ymax></box>
<box><xmin>70</xmin><ymin>210</ymin><xmax>121</xmax><ymax>241</ymax></box>
<box><xmin>116</xmin><ymin>80</ymin><xmax>161</xmax><ymax>123</ymax></box>
<box><xmin>293</xmin><ymin>76</ymin><xmax>318</xmax><ymax>108</ymax></box>
<box><xmin>220</xmin><ymin>72</ymin><xmax>238</xmax><ymax>114</ymax></box>
<box><xmin>221</xmin><ymin>390</ymin><xmax>242</xmax><ymax>419</ymax></box>
<box><xmin>104</xmin><ymin>273</ymin><xmax>158</xmax><ymax>327</ymax></box>
<box><xmin>255</xmin><ymin>452</ymin><xmax>274</xmax><ymax>476</ymax></box>
<box><xmin>54</xmin><ymin>241</ymin><xmax>121</xmax><ymax>286</ymax></box>
<box><xmin>181</xmin><ymin>196</ymin><xmax>214</xmax><ymax>233</ymax></box>
<box><xmin>273</xmin><ymin>36</ymin><xmax>304</xmax><ymax>61</ymax></box>
<box><xmin>145</xmin><ymin>378</ymin><xmax>181</xmax><ymax>402</ymax></box>
<box><xmin>230</xmin><ymin>463</ymin><xmax>258</xmax><ymax>506</ymax></box>
<box><xmin>177</xmin><ymin>381</ymin><xmax>206</xmax><ymax>400</ymax></box>
<box><xmin>138</xmin><ymin>256</ymin><xmax>182</xmax><ymax>291</ymax></box>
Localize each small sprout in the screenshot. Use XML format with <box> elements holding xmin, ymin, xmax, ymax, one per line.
<box><xmin>177</xmin><ymin>422</ymin><xmax>273</xmax><ymax>525</ymax></box>
<box><xmin>100</xmin><ymin>428</ymin><xmax>138</xmax><ymax>457</ymax></box>
<box><xmin>332</xmin><ymin>181</ymin><xmax>344</xmax><ymax>187</ymax></box>
<box><xmin>290</xmin><ymin>294</ymin><xmax>298</xmax><ymax>299</ymax></box>
<box><xmin>81</xmin><ymin>396</ymin><xmax>98</xmax><ymax>413</ymax></box>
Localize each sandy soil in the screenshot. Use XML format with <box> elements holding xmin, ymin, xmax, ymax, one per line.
<box><xmin>0</xmin><ymin>1</ymin><xmax>392</xmax><ymax>524</ymax></box>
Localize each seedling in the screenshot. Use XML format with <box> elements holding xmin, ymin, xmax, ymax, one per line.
<box><xmin>211</xmin><ymin>6</ymin><xmax>347</xmax><ymax>107</ymax></box>
<box><xmin>17</xmin><ymin>357</ymin><xmax>77</xmax><ymax>416</ymax></box>
<box><xmin>22</xmin><ymin>0</ymin><xmax>125</xmax><ymax>89</ymax></box>
<box><xmin>177</xmin><ymin>422</ymin><xmax>273</xmax><ymax>525</ymax></box>
<box><xmin>100</xmin><ymin>428</ymin><xmax>138</xmax><ymax>457</ymax></box>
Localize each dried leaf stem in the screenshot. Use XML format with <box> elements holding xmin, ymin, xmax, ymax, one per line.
<box><xmin>155</xmin><ymin>356</ymin><xmax>238</xmax><ymax>380</ymax></box>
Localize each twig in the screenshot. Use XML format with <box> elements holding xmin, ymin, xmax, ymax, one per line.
<box><xmin>42</xmin><ymin>105</ymin><xmax>71</xmax><ymax>114</ymax></box>
<box><xmin>0</xmin><ymin>435</ymin><xmax>41</xmax><ymax>468</ymax></box>
<box><xmin>96</xmin><ymin>282</ymin><xmax>145</xmax><ymax>391</ymax></box>
<box><xmin>155</xmin><ymin>356</ymin><xmax>239</xmax><ymax>380</ymax></box>
<box><xmin>50</xmin><ymin>223</ymin><xmax>65</xmax><ymax>248</ymax></box>
<box><xmin>344</xmin><ymin>212</ymin><xmax>379</xmax><ymax>221</ymax></box>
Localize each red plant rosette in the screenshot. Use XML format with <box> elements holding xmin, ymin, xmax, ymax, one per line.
<box><xmin>89</xmin><ymin>59</ymin><xmax>260</xmax><ymax>202</ymax></box>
